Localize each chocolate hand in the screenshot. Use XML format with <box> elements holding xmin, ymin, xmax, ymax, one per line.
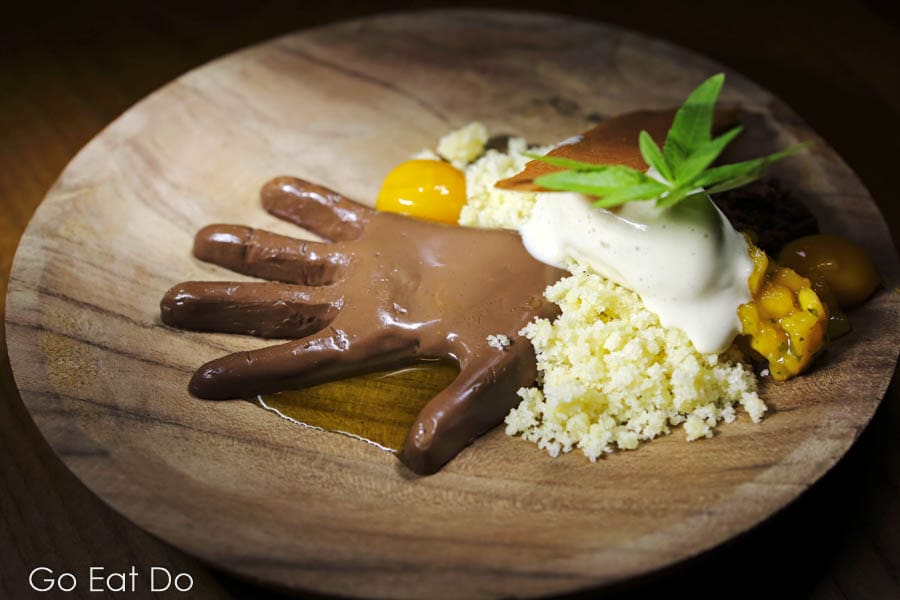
<box><xmin>161</xmin><ymin>176</ymin><xmax>563</xmax><ymax>474</ymax></box>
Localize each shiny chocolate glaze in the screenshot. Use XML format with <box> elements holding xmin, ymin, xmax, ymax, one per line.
<box><xmin>161</xmin><ymin>176</ymin><xmax>563</xmax><ymax>474</ymax></box>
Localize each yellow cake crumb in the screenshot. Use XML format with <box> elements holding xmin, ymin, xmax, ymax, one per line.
<box><xmin>486</xmin><ymin>333</ymin><xmax>511</xmax><ymax>350</ymax></box>
<box><xmin>458</xmin><ymin>137</ymin><xmax>550</xmax><ymax>230</ymax></box>
<box><xmin>437</xmin><ymin>122</ymin><xmax>489</xmax><ymax>167</ymax></box>
<box><xmin>504</xmin><ymin>264</ymin><xmax>765</xmax><ymax>461</ymax></box>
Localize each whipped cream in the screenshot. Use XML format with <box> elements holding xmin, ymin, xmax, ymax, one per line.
<box><xmin>519</xmin><ymin>191</ymin><xmax>753</xmax><ymax>354</ymax></box>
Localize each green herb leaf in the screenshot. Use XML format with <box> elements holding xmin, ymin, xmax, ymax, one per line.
<box><xmin>653</xmin><ymin>189</ymin><xmax>687</xmax><ymax>210</ymax></box>
<box><xmin>521</xmin><ymin>74</ymin><xmax>807</xmax><ymax>210</ymax></box>
<box><xmin>534</xmin><ymin>165</ymin><xmax>654</xmax><ymax>197</ymax></box>
<box><xmin>590</xmin><ymin>181</ymin><xmax>669</xmax><ymax>208</ymax></box>
<box><xmin>673</xmin><ymin>125</ymin><xmax>743</xmax><ymax>184</ymax></box>
<box><xmin>663</xmin><ymin>73</ymin><xmax>724</xmax><ymax>168</ymax></box>
<box><xmin>638</xmin><ymin>131</ymin><xmax>672</xmax><ymax>180</ymax></box>
<box><xmin>695</xmin><ymin>143</ymin><xmax>808</xmax><ymax>191</ymax></box>
<box><xmin>522</xmin><ymin>152</ymin><xmax>610</xmax><ymax>172</ymax></box>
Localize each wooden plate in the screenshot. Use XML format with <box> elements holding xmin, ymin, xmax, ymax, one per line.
<box><xmin>6</xmin><ymin>10</ymin><xmax>899</xmax><ymax>599</ymax></box>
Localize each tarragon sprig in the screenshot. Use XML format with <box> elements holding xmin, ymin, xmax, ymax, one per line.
<box><xmin>528</xmin><ymin>74</ymin><xmax>807</xmax><ymax>209</ymax></box>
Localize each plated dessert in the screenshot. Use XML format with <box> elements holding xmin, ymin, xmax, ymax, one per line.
<box><xmin>9</xmin><ymin>11</ymin><xmax>899</xmax><ymax>598</ymax></box>
<box><xmin>160</xmin><ymin>74</ymin><xmax>878</xmax><ymax>474</ymax></box>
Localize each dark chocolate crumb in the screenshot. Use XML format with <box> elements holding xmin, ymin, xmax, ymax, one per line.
<box><xmin>711</xmin><ymin>179</ymin><xmax>819</xmax><ymax>254</ymax></box>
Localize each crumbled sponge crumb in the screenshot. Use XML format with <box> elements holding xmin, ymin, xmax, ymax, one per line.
<box><xmin>437</xmin><ymin>122</ymin><xmax>489</xmax><ymax>168</ymax></box>
<box><xmin>458</xmin><ymin>143</ymin><xmax>546</xmax><ymax>230</ymax></box>
<box><xmin>487</xmin><ymin>334</ymin><xmax>511</xmax><ymax>350</ymax></box>
<box><xmin>504</xmin><ymin>262</ymin><xmax>766</xmax><ymax>461</ymax></box>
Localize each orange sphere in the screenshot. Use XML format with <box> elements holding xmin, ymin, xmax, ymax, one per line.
<box><xmin>376</xmin><ymin>160</ymin><xmax>467</xmax><ymax>225</ymax></box>
<box><xmin>778</xmin><ymin>234</ymin><xmax>879</xmax><ymax>308</ymax></box>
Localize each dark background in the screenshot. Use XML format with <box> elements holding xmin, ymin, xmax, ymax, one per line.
<box><xmin>2</xmin><ymin>1</ymin><xmax>898</xmax><ymax>598</ymax></box>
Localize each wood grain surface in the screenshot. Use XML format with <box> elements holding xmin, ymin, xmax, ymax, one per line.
<box><xmin>2</xmin><ymin>2</ymin><xmax>899</xmax><ymax>600</ymax></box>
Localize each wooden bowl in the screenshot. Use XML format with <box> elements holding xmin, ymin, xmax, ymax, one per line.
<box><xmin>6</xmin><ymin>10</ymin><xmax>899</xmax><ymax>599</ymax></box>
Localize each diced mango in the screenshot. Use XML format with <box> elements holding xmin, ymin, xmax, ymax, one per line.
<box><xmin>760</xmin><ymin>283</ymin><xmax>796</xmax><ymax>318</ymax></box>
<box><xmin>771</xmin><ymin>266</ymin><xmax>806</xmax><ymax>293</ymax></box>
<box><xmin>739</xmin><ymin>240</ymin><xmax>829</xmax><ymax>381</ymax></box>
<box><xmin>797</xmin><ymin>288</ymin><xmax>824</xmax><ymax>316</ymax></box>
<box><xmin>747</xmin><ymin>243</ymin><xmax>769</xmax><ymax>295</ymax></box>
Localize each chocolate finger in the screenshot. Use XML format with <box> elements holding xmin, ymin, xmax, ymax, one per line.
<box><xmin>193</xmin><ymin>224</ymin><xmax>348</xmax><ymax>285</ymax></box>
<box><xmin>400</xmin><ymin>342</ymin><xmax>538</xmax><ymax>475</ymax></box>
<box><xmin>160</xmin><ymin>281</ymin><xmax>340</xmax><ymax>338</ymax></box>
<box><xmin>261</xmin><ymin>176</ymin><xmax>375</xmax><ymax>242</ymax></box>
<box><xmin>189</xmin><ymin>325</ymin><xmax>418</xmax><ymax>400</ymax></box>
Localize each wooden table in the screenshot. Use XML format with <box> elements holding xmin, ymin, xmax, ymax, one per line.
<box><xmin>2</xmin><ymin>1</ymin><xmax>897</xmax><ymax>598</ymax></box>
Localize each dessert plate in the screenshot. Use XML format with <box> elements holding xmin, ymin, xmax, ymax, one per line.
<box><xmin>6</xmin><ymin>10</ymin><xmax>899</xmax><ymax>599</ymax></box>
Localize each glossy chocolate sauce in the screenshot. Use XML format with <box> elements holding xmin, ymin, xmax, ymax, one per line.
<box><xmin>161</xmin><ymin>176</ymin><xmax>563</xmax><ymax>474</ymax></box>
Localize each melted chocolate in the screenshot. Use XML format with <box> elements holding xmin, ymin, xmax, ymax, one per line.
<box><xmin>161</xmin><ymin>176</ymin><xmax>563</xmax><ymax>474</ymax></box>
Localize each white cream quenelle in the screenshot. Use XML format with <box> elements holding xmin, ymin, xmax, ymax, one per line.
<box><xmin>519</xmin><ymin>191</ymin><xmax>753</xmax><ymax>354</ymax></box>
